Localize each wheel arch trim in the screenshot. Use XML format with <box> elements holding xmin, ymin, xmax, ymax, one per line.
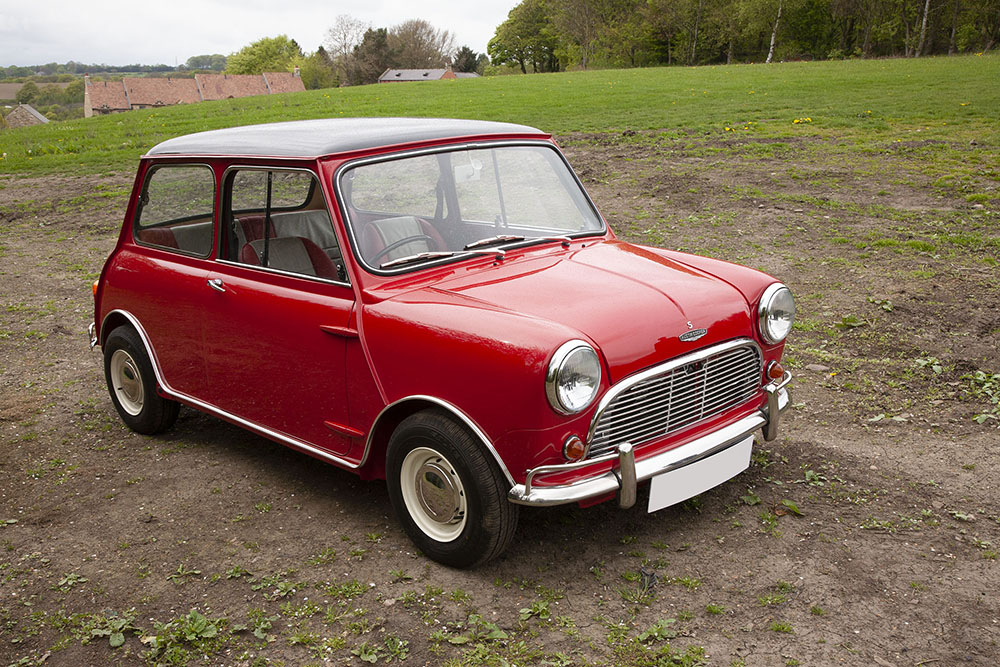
<box><xmin>363</xmin><ymin>395</ymin><xmax>515</xmax><ymax>487</ymax></box>
<box><xmin>101</xmin><ymin>309</ymin><xmax>169</xmax><ymax>390</ymax></box>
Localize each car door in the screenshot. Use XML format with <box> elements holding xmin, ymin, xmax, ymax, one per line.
<box><xmin>122</xmin><ymin>162</ymin><xmax>216</xmax><ymax>398</ymax></box>
<box><xmin>201</xmin><ymin>167</ymin><xmax>358</xmax><ymax>460</ymax></box>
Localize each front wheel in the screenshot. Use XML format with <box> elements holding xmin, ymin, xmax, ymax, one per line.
<box><xmin>386</xmin><ymin>410</ymin><xmax>518</xmax><ymax>568</ymax></box>
<box><xmin>103</xmin><ymin>325</ymin><xmax>179</xmax><ymax>434</ymax></box>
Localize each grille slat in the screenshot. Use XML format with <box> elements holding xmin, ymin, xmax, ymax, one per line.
<box><xmin>594</xmin><ymin>365</ymin><xmax>759</xmax><ymax>428</ymax></box>
<box><xmin>588</xmin><ymin>343</ymin><xmax>762</xmax><ymax>458</ymax></box>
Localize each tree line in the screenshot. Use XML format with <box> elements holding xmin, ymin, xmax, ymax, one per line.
<box><xmin>0</xmin><ymin>57</ymin><xmax>226</xmax><ymax>81</ymax></box>
<box><xmin>223</xmin><ymin>17</ymin><xmax>487</xmax><ymax>88</ymax></box>
<box><xmin>488</xmin><ymin>0</ymin><xmax>999</xmax><ymax>71</ymax></box>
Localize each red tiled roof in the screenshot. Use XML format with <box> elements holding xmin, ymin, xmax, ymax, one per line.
<box><xmin>195</xmin><ymin>73</ymin><xmax>269</xmax><ymax>101</ymax></box>
<box><xmin>124</xmin><ymin>77</ymin><xmax>201</xmax><ymax>106</ymax></box>
<box><xmin>87</xmin><ymin>79</ymin><xmax>129</xmax><ymax>111</ymax></box>
<box><xmin>263</xmin><ymin>72</ymin><xmax>305</xmax><ymax>94</ymax></box>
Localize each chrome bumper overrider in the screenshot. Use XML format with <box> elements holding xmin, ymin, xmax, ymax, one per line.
<box><xmin>508</xmin><ymin>373</ymin><xmax>791</xmax><ymax>508</ymax></box>
<box><xmin>88</xmin><ymin>322</ymin><xmax>97</xmax><ymax>350</ymax></box>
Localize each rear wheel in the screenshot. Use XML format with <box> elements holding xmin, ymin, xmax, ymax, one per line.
<box><xmin>103</xmin><ymin>325</ymin><xmax>179</xmax><ymax>434</ymax></box>
<box><xmin>386</xmin><ymin>410</ymin><xmax>518</xmax><ymax>568</ymax></box>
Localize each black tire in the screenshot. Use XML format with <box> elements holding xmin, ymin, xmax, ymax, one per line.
<box><xmin>103</xmin><ymin>325</ymin><xmax>179</xmax><ymax>435</ymax></box>
<box><xmin>386</xmin><ymin>410</ymin><xmax>518</xmax><ymax>568</ymax></box>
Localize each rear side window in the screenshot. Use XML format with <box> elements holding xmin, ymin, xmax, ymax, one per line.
<box><xmin>134</xmin><ymin>165</ymin><xmax>215</xmax><ymax>257</ymax></box>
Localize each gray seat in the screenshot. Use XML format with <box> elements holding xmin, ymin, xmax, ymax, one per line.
<box><xmin>240</xmin><ymin>236</ymin><xmax>339</xmax><ymax>280</ymax></box>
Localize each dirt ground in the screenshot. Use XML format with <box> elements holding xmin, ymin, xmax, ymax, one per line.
<box><xmin>1</xmin><ymin>131</ymin><xmax>998</xmax><ymax>667</ymax></box>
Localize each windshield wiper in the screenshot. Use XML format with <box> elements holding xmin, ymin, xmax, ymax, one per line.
<box><xmin>380</xmin><ymin>251</ymin><xmax>456</xmax><ymax>269</ymax></box>
<box><xmin>464</xmin><ymin>234</ymin><xmax>525</xmax><ymax>250</ymax></box>
<box><xmin>380</xmin><ymin>248</ymin><xmax>505</xmax><ymax>270</ymax></box>
<box><xmin>524</xmin><ymin>235</ymin><xmax>573</xmax><ymax>248</ymax></box>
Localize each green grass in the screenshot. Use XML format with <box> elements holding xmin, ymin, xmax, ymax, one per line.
<box><xmin>1</xmin><ymin>54</ymin><xmax>997</xmax><ymax>176</ymax></box>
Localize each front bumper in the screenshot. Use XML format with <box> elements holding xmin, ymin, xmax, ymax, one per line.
<box><xmin>508</xmin><ymin>372</ymin><xmax>791</xmax><ymax>508</ymax></box>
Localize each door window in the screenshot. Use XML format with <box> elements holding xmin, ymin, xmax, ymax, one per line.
<box><xmin>224</xmin><ymin>168</ymin><xmax>346</xmax><ymax>283</ymax></box>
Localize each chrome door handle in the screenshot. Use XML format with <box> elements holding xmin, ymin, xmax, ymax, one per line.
<box><xmin>207</xmin><ymin>278</ymin><xmax>226</xmax><ymax>293</ymax></box>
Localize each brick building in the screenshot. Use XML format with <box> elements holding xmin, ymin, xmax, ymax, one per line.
<box><xmin>84</xmin><ymin>70</ymin><xmax>305</xmax><ymax>117</ymax></box>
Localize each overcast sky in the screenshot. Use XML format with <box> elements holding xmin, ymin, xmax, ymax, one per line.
<box><xmin>0</xmin><ymin>0</ymin><xmax>515</xmax><ymax>67</ymax></box>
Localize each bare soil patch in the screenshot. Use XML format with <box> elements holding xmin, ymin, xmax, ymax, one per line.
<box><xmin>1</xmin><ymin>133</ymin><xmax>998</xmax><ymax>666</ymax></box>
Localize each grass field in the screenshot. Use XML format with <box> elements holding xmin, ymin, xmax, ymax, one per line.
<box><xmin>1</xmin><ymin>54</ymin><xmax>998</xmax><ymax>177</ymax></box>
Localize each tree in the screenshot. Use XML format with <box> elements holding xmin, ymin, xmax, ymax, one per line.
<box><xmin>388</xmin><ymin>19</ymin><xmax>456</xmax><ymax>66</ymax></box>
<box><xmin>15</xmin><ymin>81</ymin><xmax>39</xmax><ymax>104</ymax></box>
<box><xmin>552</xmin><ymin>0</ymin><xmax>604</xmax><ymax>68</ymax></box>
<box><xmin>227</xmin><ymin>35</ymin><xmax>302</xmax><ymax>74</ymax></box>
<box><xmin>488</xmin><ymin>0</ymin><xmax>560</xmax><ymax>73</ymax></box>
<box><xmin>184</xmin><ymin>54</ymin><xmax>227</xmax><ymax>71</ymax></box>
<box><xmin>348</xmin><ymin>28</ymin><xmax>392</xmax><ymax>85</ymax></box>
<box><xmin>453</xmin><ymin>46</ymin><xmax>480</xmax><ymax>72</ymax></box>
<box><xmin>325</xmin><ymin>14</ymin><xmax>368</xmax><ymax>82</ymax></box>
<box><xmin>296</xmin><ymin>47</ymin><xmax>338</xmax><ymax>89</ymax></box>
<box><xmin>61</xmin><ymin>79</ymin><xmax>85</xmax><ymax>104</ymax></box>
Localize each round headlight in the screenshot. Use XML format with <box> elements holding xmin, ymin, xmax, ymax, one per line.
<box><xmin>546</xmin><ymin>341</ymin><xmax>602</xmax><ymax>415</ymax></box>
<box><xmin>758</xmin><ymin>284</ymin><xmax>796</xmax><ymax>344</ymax></box>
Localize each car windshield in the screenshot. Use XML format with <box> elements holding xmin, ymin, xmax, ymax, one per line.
<box><xmin>339</xmin><ymin>143</ymin><xmax>605</xmax><ymax>271</ymax></box>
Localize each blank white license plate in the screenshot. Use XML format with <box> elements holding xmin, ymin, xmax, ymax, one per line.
<box><xmin>648</xmin><ymin>436</ymin><xmax>753</xmax><ymax>513</ymax></box>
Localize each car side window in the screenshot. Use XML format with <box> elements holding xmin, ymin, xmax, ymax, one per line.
<box><xmin>224</xmin><ymin>168</ymin><xmax>346</xmax><ymax>283</ymax></box>
<box><xmin>134</xmin><ymin>165</ymin><xmax>215</xmax><ymax>256</ymax></box>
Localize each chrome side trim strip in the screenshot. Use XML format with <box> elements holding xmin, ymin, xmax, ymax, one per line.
<box><xmin>99</xmin><ymin>309</ymin><xmax>364</xmax><ymax>470</ymax></box>
<box><xmin>509</xmin><ymin>384</ymin><xmax>789</xmax><ymax>507</ymax></box>
<box><xmin>361</xmin><ymin>395</ymin><xmax>516</xmax><ymax>486</ymax></box>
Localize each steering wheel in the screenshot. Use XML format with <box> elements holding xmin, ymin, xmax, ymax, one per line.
<box><xmin>371</xmin><ymin>235</ymin><xmax>436</xmax><ymax>264</ymax></box>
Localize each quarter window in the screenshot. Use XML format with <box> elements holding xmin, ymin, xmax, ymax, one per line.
<box><xmin>134</xmin><ymin>165</ymin><xmax>215</xmax><ymax>256</ymax></box>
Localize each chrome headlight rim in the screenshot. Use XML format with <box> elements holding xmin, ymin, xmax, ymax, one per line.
<box><xmin>758</xmin><ymin>283</ymin><xmax>795</xmax><ymax>344</ymax></box>
<box><xmin>545</xmin><ymin>340</ymin><xmax>602</xmax><ymax>415</ymax></box>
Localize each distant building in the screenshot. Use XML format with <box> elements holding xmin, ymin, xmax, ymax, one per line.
<box><xmin>84</xmin><ymin>70</ymin><xmax>305</xmax><ymax>117</ymax></box>
<box><xmin>5</xmin><ymin>104</ymin><xmax>49</xmax><ymax>128</ymax></box>
<box><xmin>378</xmin><ymin>68</ymin><xmax>478</xmax><ymax>83</ymax></box>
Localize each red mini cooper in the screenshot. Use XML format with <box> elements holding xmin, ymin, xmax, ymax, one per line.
<box><xmin>91</xmin><ymin>118</ymin><xmax>794</xmax><ymax>567</ymax></box>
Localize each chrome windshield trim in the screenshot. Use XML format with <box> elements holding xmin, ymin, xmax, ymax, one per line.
<box><xmin>586</xmin><ymin>338</ymin><xmax>762</xmax><ymax>447</ymax></box>
<box><xmin>333</xmin><ymin>140</ymin><xmax>607</xmax><ymax>277</ymax></box>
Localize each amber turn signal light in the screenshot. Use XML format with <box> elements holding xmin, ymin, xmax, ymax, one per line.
<box><xmin>563</xmin><ymin>435</ymin><xmax>586</xmax><ymax>462</ymax></box>
<box><xmin>92</xmin><ymin>280</ymin><xmax>99</xmax><ymax>297</ymax></box>
<box><xmin>767</xmin><ymin>361</ymin><xmax>785</xmax><ymax>380</ymax></box>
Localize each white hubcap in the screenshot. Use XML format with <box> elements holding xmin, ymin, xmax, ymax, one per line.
<box><xmin>110</xmin><ymin>349</ymin><xmax>144</xmax><ymax>416</ymax></box>
<box><xmin>400</xmin><ymin>446</ymin><xmax>467</xmax><ymax>542</ymax></box>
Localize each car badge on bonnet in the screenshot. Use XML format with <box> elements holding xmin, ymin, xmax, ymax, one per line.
<box><xmin>680</xmin><ymin>322</ymin><xmax>708</xmax><ymax>342</ymax></box>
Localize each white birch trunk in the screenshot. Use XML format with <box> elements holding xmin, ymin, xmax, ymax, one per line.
<box><xmin>766</xmin><ymin>2</ymin><xmax>783</xmax><ymax>63</ymax></box>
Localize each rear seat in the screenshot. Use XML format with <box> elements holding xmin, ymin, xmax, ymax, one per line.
<box><xmin>136</xmin><ymin>227</ymin><xmax>179</xmax><ymax>249</ymax></box>
<box><xmin>137</xmin><ymin>222</ymin><xmax>213</xmax><ymax>255</ymax></box>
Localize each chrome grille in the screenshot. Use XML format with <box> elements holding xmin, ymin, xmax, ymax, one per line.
<box><xmin>587</xmin><ymin>341</ymin><xmax>762</xmax><ymax>458</ymax></box>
